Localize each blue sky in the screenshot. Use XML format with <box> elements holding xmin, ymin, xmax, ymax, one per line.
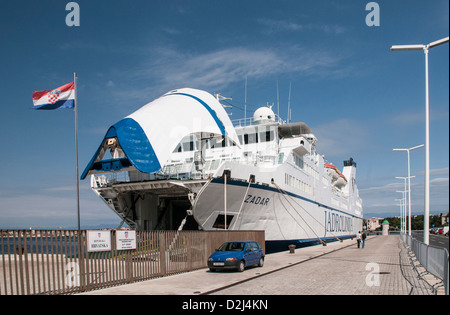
<box><xmin>0</xmin><ymin>0</ymin><xmax>448</xmax><ymax>228</ymax></box>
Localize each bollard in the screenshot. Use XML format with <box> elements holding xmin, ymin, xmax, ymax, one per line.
<box><xmin>288</xmin><ymin>245</ymin><xmax>296</xmax><ymax>254</ymax></box>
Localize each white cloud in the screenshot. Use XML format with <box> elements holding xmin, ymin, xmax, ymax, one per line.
<box><xmin>359</xmin><ymin>182</ymin><xmax>403</xmax><ymax>193</ymax></box>
<box><xmin>359</xmin><ymin>169</ymin><xmax>449</xmax><ymax>216</ymax></box>
<box><xmin>313</xmin><ymin>118</ymin><xmax>371</xmax><ymax>158</ymax></box>
<box><xmin>257</xmin><ymin>18</ymin><xmax>346</xmax><ymax>35</ymax></box>
<box><xmin>112</xmin><ymin>45</ymin><xmax>344</xmax><ymax>104</ymax></box>
<box><xmin>257</xmin><ymin>18</ymin><xmax>305</xmax><ymax>32</ymax></box>
<box><xmin>415</xmin><ymin>167</ymin><xmax>449</xmax><ymax>177</ymax></box>
<box><xmin>388</xmin><ymin>108</ymin><xmax>450</xmax><ymax>126</ymax></box>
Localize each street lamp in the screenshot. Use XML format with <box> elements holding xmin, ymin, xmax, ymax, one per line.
<box><xmin>395</xmin><ymin>177</ymin><xmax>409</xmax><ymax>233</ymax></box>
<box><xmin>396</xmin><ymin>189</ymin><xmax>407</xmax><ymax>233</ymax></box>
<box><xmin>395</xmin><ymin>195</ymin><xmax>405</xmax><ymax>233</ymax></box>
<box><xmin>393</xmin><ymin>144</ymin><xmax>423</xmax><ymax>235</ymax></box>
<box><xmin>390</xmin><ymin>36</ymin><xmax>449</xmax><ymax>244</ymax></box>
<box><xmin>395</xmin><ymin>198</ymin><xmax>404</xmax><ymax>232</ymax></box>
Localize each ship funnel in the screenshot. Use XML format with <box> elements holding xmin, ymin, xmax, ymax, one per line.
<box><xmin>342</xmin><ymin>157</ymin><xmax>357</xmax><ymax>194</ymax></box>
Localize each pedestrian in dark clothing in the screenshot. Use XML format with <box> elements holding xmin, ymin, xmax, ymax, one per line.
<box><xmin>361</xmin><ymin>231</ymin><xmax>367</xmax><ymax>248</ymax></box>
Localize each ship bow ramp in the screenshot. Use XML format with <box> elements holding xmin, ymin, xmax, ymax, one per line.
<box><xmin>81</xmin><ymin>88</ymin><xmax>240</xmax><ymax>230</ymax></box>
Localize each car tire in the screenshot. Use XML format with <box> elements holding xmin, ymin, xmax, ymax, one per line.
<box><xmin>258</xmin><ymin>257</ymin><xmax>264</xmax><ymax>267</ymax></box>
<box><xmin>237</xmin><ymin>260</ymin><xmax>245</xmax><ymax>272</ymax></box>
<box><xmin>209</xmin><ymin>268</ymin><xmax>216</xmax><ymax>272</ymax></box>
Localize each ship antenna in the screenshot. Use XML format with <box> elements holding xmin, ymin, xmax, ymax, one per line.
<box><xmin>276</xmin><ymin>80</ymin><xmax>280</xmax><ymax>123</ymax></box>
<box><xmin>244</xmin><ymin>76</ymin><xmax>247</xmax><ymax>123</ymax></box>
<box><xmin>288</xmin><ymin>81</ymin><xmax>292</xmax><ymax>123</ymax></box>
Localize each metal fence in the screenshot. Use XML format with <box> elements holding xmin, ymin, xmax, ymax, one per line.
<box><xmin>401</xmin><ymin>234</ymin><xmax>449</xmax><ymax>295</ymax></box>
<box><xmin>0</xmin><ymin>229</ymin><xmax>264</xmax><ymax>295</ymax></box>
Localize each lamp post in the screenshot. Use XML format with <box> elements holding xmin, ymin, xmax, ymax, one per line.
<box><xmin>395</xmin><ymin>177</ymin><xmax>407</xmax><ymax>233</ymax></box>
<box><xmin>395</xmin><ymin>196</ymin><xmax>405</xmax><ymax>233</ymax></box>
<box><xmin>390</xmin><ymin>36</ymin><xmax>449</xmax><ymax>244</ymax></box>
<box><xmin>393</xmin><ymin>144</ymin><xmax>423</xmax><ymax>235</ymax></box>
<box><xmin>396</xmin><ymin>189</ymin><xmax>407</xmax><ymax>234</ymax></box>
<box><xmin>395</xmin><ymin>176</ymin><xmax>416</xmax><ymax>234</ymax></box>
<box><xmin>394</xmin><ymin>199</ymin><xmax>402</xmax><ymax>231</ymax></box>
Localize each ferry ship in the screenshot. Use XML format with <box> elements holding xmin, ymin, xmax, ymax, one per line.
<box><xmin>81</xmin><ymin>88</ymin><xmax>363</xmax><ymax>252</ymax></box>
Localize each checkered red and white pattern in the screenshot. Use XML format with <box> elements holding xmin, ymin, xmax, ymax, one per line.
<box><xmin>47</xmin><ymin>90</ymin><xmax>60</xmax><ymax>104</ymax></box>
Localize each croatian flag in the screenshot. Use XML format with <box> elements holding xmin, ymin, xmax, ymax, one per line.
<box><xmin>32</xmin><ymin>82</ymin><xmax>75</xmax><ymax>110</ymax></box>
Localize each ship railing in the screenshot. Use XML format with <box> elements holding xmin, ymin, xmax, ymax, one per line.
<box><xmin>91</xmin><ymin>154</ymin><xmax>285</xmax><ymax>188</ymax></box>
<box><xmin>91</xmin><ymin>153</ymin><xmax>279</xmax><ymax>188</ymax></box>
<box><xmin>232</xmin><ymin>114</ymin><xmax>285</xmax><ymax>127</ymax></box>
<box><xmin>91</xmin><ymin>163</ymin><xmax>210</xmax><ymax>187</ymax></box>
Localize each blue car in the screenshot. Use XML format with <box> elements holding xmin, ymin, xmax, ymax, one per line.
<box><xmin>208</xmin><ymin>241</ymin><xmax>264</xmax><ymax>272</ymax></box>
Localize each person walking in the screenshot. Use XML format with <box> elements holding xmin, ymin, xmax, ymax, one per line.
<box><xmin>356</xmin><ymin>231</ymin><xmax>362</xmax><ymax>248</ymax></box>
<box><xmin>361</xmin><ymin>231</ymin><xmax>367</xmax><ymax>248</ymax></box>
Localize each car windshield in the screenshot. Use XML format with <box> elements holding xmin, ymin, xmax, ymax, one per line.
<box><xmin>217</xmin><ymin>242</ymin><xmax>245</xmax><ymax>251</ymax></box>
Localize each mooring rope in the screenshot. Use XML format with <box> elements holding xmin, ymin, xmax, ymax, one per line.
<box><xmin>231</xmin><ymin>178</ymin><xmax>253</xmax><ymax>230</ymax></box>
<box><xmin>272</xmin><ymin>179</ymin><xmax>343</xmax><ymax>245</ymax></box>
<box><xmin>273</xmin><ymin>182</ymin><xmax>326</xmax><ymax>245</ymax></box>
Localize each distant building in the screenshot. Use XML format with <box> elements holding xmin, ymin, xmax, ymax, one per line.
<box><xmin>367</xmin><ymin>217</ymin><xmax>382</xmax><ymax>231</ymax></box>
<box><xmin>382</xmin><ymin>220</ymin><xmax>389</xmax><ymax>235</ymax></box>
<box><xmin>442</xmin><ymin>212</ymin><xmax>449</xmax><ymax>225</ymax></box>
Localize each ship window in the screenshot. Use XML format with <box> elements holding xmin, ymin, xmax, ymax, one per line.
<box><xmin>212</xmin><ymin>214</ymin><xmax>234</xmax><ymax>229</ymax></box>
<box><xmin>210</xmin><ymin>137</ymin><xmax>227</xmax><ymax>149</ymax></box>
<box><xmin>294</xmin><ymin>155</ymin><xmax>304</xmax><ymax>169</ymax></box>
<box><xmin>182</xmin><ymin>141</ymin><xmax>195</xmax><ymax>152</ymax></box>
<box><xmin>259</xmin><ymin>130</ymin><xmax>274</xmax><ymax>142</ymax></box>
<box><xmin>244</xmin><ymin>133</ymin><xmax>258</xmax><ymax>144</ymax></box>
<box><xmin>238</xmin><ymin>135</ymin><xmax>243</xmax><ymax>145</ymax></box>
<box><xmin>173</xmin><ymin>143</ymin><xmax>182</xmax><ymax>153</ymax></box>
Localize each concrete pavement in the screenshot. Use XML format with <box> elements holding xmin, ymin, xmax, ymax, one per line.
<box><xmin>212</xmin><ymin>235</ymin><xmax>436</xmax><ymax>295</ymax></box>
<box><xmin>78</xmin><ymin>235</ymin><xmax>438</xmax><ymax>295</ymax></box>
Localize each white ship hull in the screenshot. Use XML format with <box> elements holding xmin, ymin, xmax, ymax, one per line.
<box><xmin>192</xmin><ymin>161</ymin><xmax>363</xmax><ymax>251</ymax></box>
<box><xmin>194</xmin><ymin>179</ymin><xmax>361</xmax><ymax>241</ymax></box>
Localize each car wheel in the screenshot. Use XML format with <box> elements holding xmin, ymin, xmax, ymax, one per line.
<box><xmin>237</xmin><ymin>260</ymin><xmax>245</xmax><ymax>272</ymax></box>
<box><xmin>209</xmin><ymin>268</ymin><xmax>216</xmax><ymax>272</ymax></box>
<box><xmin>258</xmin><ymin>257</ymin><xmax>264</xmax><ymax>267</ymax></box>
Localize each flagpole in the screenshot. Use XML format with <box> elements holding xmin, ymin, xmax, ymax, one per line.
<box><xmin>73</xmin><ymin>73</ymin><xmax>85</xmax><ymax>289</ymax></box>
<box><xmin>74</xmin><ymin>72</ymin><xmax>81</xmax><ymax>231</ymax></box>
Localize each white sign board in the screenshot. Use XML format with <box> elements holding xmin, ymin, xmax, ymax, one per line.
<box><xmin>116</xmin><ymin>230</ymin><xmax>137</xmax><ymax>250</ymax></box>
<box><xmin>87</xmin><ymin>230</ymin><xmax>112</xmax><ymax>252</ymax></box>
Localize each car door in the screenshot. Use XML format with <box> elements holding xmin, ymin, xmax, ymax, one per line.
<box><xmin>247</xmin><ymin>242</ymin><xmax>257</xmax><ymax>265</ymax></box>
<box><xmin>254</xmin><ymin>242</ymin><xmax>263</xmax><ymax>261</ymax></box>
<box><xmin>252</xmin><ymin>242</ymin><xmax>262</xmax><ymax>264</ymax></box>
<box><xmin>243</xmin><ymin>242</ymin><xmax>253</xmax><ymax>265</ymax></box>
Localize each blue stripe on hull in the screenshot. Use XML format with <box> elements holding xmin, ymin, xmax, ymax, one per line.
<box><xmin>211</xmin><ymin>177</ymin><xmax>362</xmax><ymax>219</ymax></box>
<box><xmin>265</xmin><ymin>235</ymin><xmax>355</xmax><ymax>254</ymax></box>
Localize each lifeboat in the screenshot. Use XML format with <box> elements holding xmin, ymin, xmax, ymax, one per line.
<box><xmin>325</xmin><ymin>164</ymin><xmax>339</xmax><ymax>181</ymax></box>
<box><xmin>325</xmin><ymin>164</ymin><xmax>347</xmax><ymax>189</ymax></box>
<box><xmin>334</xmin><ymin>173</ymin><xmax>348</xmax><ymax>189</ymax></box>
